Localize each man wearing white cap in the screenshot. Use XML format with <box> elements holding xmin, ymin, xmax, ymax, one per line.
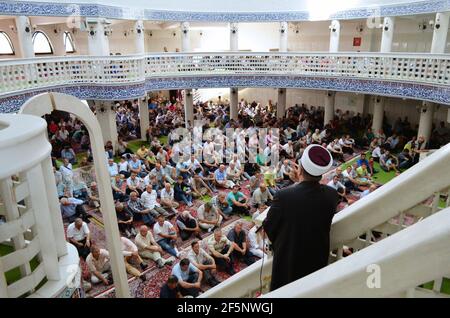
<box><xmin>263</xmin><ymin>144</ymin><xmax>339</xmax><ymax>291</ymax></box>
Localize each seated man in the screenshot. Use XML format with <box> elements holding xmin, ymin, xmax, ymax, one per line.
<box><xmin>160</xmin><ymin>182</ymin><xmax>179</xmax><ymax>214</ymax></box>
<box><xmin>111</xmin><ymin>174</ymin><xmax>128</xmax><ymax>202</ymax></box>
<box><xmin>188</xmin><ymin>240</ymin><xmax>220</xmax><ymax>287</ymax></box>
<box><xmin>61</xmin><ymin>145</ymin><xmax>77</xmax><ymax>165</ymax></box>
<box><xmin>86</xmin><ymin>181</ymin><xmax>100</xmax><ymax>209</ymax></box>
<box><xmin>211</xmin><ymin>192</ymin><xmax>233</xmax><ymax>219</ymax></box>
<box><xmin>60</xmin><ymin>197</ymin><xmax>90</xmax><ymax>223</ymax></box>
<box><xmin>327</xmin><ymin>139</ymin><xmax>344</xmax><ymax>162</ymax></box>
<box><xmin>126</xmin><ymin>172</ymin><xmax>145</xmax><ymax>195</ymax></box>
<box><xmin>127</xmin><ymin>191</ymin><xmax>155</xmax><ymax>226</ymax></box>
<box><xmin>174</xmin><ymin>176</ymin><xmax>193</xmax><ymax>207</ymax></box>
<box><xmin>86</xmin><ymin>245</ymin><xmax>111</xmax><ymax>286</ymax></box>
<box><xmin>176</xmin><ymin>211</ymin><xmax>202</xmax><ymax>241</ymax></box>
<box><xmin>121</xmin><ymin>236</ymin><xmax>147</xmax><ymax>281</ymax></box>
<box><xmin>160</xmin><ymin>160</ymin><xmax>176</xmax><ymax>184</ymax></box>
<box><xmin>107</xmin><ymin>158</ymin><xmax>119</xmax><ymax>177</ymax></box>
<box><xmin>380</xmin><ymin>150</ymin><xmax>400</xmax><ymax>173</ymax></box>
<box><xmin>339</xmin><ymin>135</ymin><xmax>353</xmax><ymax>154</ymax></box>
<box><xmin>227</xmin><ymin>222</ymin><xmax>256</xmax><ymax>266</ymax></box>
<box><xmin>128</xmin><ymin>155</ymin><xmax>146</xmax><ymax>177</ymax></box>
<box><xmin>171</xmin><ymin>258</ymin><xmax>203</xmax><ymax>297</ymax></box>
<box><xmin>356</xmin><ymin>164</ymin><xmax>373</xmax><ymax>186</ymax></box>
<box><xmin>357</xmin><ymin>153</ymin><xmax>370</xmax><ymax>169</ymax></box>
<box><xmin>226</xmin><ymin>185</ymin><xmax>250</xmax><ymax>215</ymax></box>
<box><xmin>198</xmin><ymin>169</ymin><xmax>218</xmax><ymax>193</ymax></box>
<box><xmin>135</xmin><ymin>225</ymin><xmax>174</xmax><ymax>268</ymax></box>
<box><xmin>226</xmin><ymin>163</ymin><xmax>242</xmax><ymax>185</ymax></box>
<box><xmin>214</xmin><ymin>165</ymin><xmax>235</xmax><ymax>189</ymax></box>
<box><xmin>397</xmin><ymin>149</ymin><xmax>412</xmax><ymax>170</ymax></box>
<box><xmin>207</xmin><ymin>229</ymin><xmax>235</xmax><ymax>275</ymax></box>
<box><xmin>160</xmin><ymin>275</ymin><xmax>181</xmax><ymax>298</ymax></box>
<box><xmin>251</xmin><ymin>183</ymin><xmax>273</xmax><ymax>208</ymax></box>
<box><xmin>197</xmin><ymin>202</ymin><xmax>223</xmax><ymax>231</ymax></box>
<box><xmin>136</xmin><ymin>144</ymin><xmax>149</xmax><ymax>160</ymax></box>
<box><xmin>153</xmin><ymin>215</ymin><xmax>180</xmax><ymax>258</ymax></box>
<box><xmin>66</xmin><ymin>218</ymin><xmax>91</xmax><ymax>259</ymax></box>
<box><xmin>141</xmin><ymin>185</ymin><xmax>171</xmax><ymax>218</ymax></box>
<box><xmin>327</xmin><ymin>174</ymin><xmax>347</xmax><ymax>203</ymax></box>
<box><xmin>115</xmin><ymin>203</ymin><xmax>135</xmax><ymax>237</ymax></box>
<box><xmin>342</xmin><ymin>166</ymin><xmax>362</xmax><ymax>191</ymax></box>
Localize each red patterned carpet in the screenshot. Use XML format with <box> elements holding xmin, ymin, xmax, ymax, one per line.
<box><xmin>74</xmin><ymin>150</ymin><xmax>366</xmax><ymax>298</ymax></box>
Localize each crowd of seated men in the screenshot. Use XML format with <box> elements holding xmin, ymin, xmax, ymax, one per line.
<box><xmin>52</xmin><ymin>93</ymin><xmax>449</xmax><ymax>297</ymax></box>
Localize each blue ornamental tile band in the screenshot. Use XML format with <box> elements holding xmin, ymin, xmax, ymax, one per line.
<box><xmin>0</xmin><ymin>1</ymin><xmax>448</xmax><ymax>22</ymax></box>
<box><xmin>1</xmin><ymin>76</ymin><xmax>448</xmax><ymax>114</ymax></box>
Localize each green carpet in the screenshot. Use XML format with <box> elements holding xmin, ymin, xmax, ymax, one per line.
<box><xmin>0</xmin><ymin>244</ymin><xmax>41</xmax><ymax>286</ymax></box>
<box><xmin>340</xmin><ymin>152</ymin><xmax>397</xmax><ymax>185</ymax></box>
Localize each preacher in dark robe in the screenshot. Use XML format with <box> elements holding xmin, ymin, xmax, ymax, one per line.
<box><xmin>263</xmin><ymin>144</ymin><xmax>339</xmax><ymax>291</ymax></box>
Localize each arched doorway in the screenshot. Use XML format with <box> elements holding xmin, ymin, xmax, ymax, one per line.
<box><xmin>19</xmin><ymin>92</ymin><xmax>130</xmax><ymax>298</ymax></box>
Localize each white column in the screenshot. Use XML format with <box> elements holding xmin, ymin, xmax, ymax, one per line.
<box><xmin>380</xmin><ymin>17</ymin><xmax>395</xmax><ymax>53</ymax></box>
<box><xmin>431</xmin><ymin>12</ymin><xmax>450</xmax><ymax>54</ymax></box>
<box><xmin>181</xmin><ymin>22</ymin><xmax>191</xmax><ymax>52</ymax></box>
<box><xmin>184</xmin><ymin>90</ymin><xmax>194</xmax><ymax>128</ymax></box>
<box><xmin>329</xmin><ymin>20</ymin><xmax>340</xmax><ymax>53</ymax></box>
<box><xmin>135</xmin><ymin>20</ymin><xmax>145</xmax><ymax>54</ymax></box>
<box><xmin>279</xmin><ymin>22</ymin><xmax>288</xmax><ymax>52</ymax></box>
<box><xmin>277</xmin><ymin>88</ymin><xmax>287</xmax><ymax>119</ymax></box>
<box><xmin>53</xmin><ymin>29</ymin><xmax>66</xmax><ymax>56</ymax></box>
<box><xmin>139</xmin><ymin>97</ymin><xmax>150</xmax><ymax>141</ymax></box>
<box><xmin>324</xmin><ymin>91</ymin><xmax>335</xmax><ymax>126</ymax></box>
<box><xmin>88</xmin><ymin>20</ymin><xmax>110</xmax><ymax>56</ymax></box>
<box><xmin>230</xmin><ymin>88</ymin><xmax>239</xmax><ymax>120</ymax></box>
<box><xmin>230</xmin><ymin>23</ymin><xmax>239</xmax><ymax>120</ymax></box>
<box><xmin>27</xmin><ymin>164</ymin><xmax>60</xmax><ymax>281</ymax></box>
<box><xmin>417</xmin><ymin>101</ymin><xmax>435</xmax><ymax>142</ymax></box>
<box><xmin>181</xmin><ymin>22</ymin><xmax>192</xmax><ymax>127</ymax></box>
<box><xmin>42</xmin><ymin>157</ymin><xmax>67</xmax><ymax>257</ymax></box>
<box><xmin>95</xmin><ymin>101</ymin><xmax>118</xmax><ymax>151</ymax></box>
<box><xmin>230</xmin><ymin>23</ymin><xmax>239</xmax><ymax>51</ymax></box>
<box><xmin>15</xmin><ymin>16</ymin><xmax>34</xmax><ymax>58</ymax></box>
<box><xmin>372</xmin><ymin>96</ymin><xmax>385</xmax><ymax>132</ymax></box>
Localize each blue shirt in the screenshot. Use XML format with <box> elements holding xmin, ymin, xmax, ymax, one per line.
<box><xmin>357</xmin><ymin>158</ymin><xmax>369</xmax><ymax>167</ymax></box>
<box><xmin>171</xmin><ymin>263</ymin><xmax>198</xmax><ymax>282</ymax></box>
<box><xmin>214</xmin><ymin>169</ymin><xmax>227</xmax><ymax>181</ymax></box>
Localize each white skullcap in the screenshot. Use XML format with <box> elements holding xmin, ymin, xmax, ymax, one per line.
<box><xmin>300</xmin><ymin>144</ymin><xmax>333</xmax><ymax>176</ymax></box>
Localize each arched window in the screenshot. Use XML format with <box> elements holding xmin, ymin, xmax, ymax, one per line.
<box><xmin>0</xmin><ymin>31</ymin><xmax>15</xmax><ymax>55</ymax></box>
<box><xmin>64</xmin><ymin>31</ymin><xmax>75</xmax><ymax>53</ymax></box>
<box><xmin>32</xmin><ymin>31</ymin><xmax>53</xmax><ymax>54</ymax></box>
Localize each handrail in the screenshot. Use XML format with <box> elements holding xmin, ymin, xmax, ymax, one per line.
<box><xmin>0</xmin><ymin>52</ymin><xmax>448</xmax><ymax>92</ymax></box>
<box><xmin>201</xmin><ymin>143</ymin><xmax>450</xmax><ymax>298</ymax></box>
<box><xmin>263</xmin><ymin>207</ymin><xmax>450</xmax><ymax>298</ymax></box>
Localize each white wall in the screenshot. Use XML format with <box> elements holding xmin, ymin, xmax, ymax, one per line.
<box><xmin>222</xmin><ymin>87</ymin><xmax>449</xmax><ymax>128</ymax></box>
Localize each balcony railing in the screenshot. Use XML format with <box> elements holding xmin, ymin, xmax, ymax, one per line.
<box><xmin>0</xmin><ymin>52</ymin><xmax>449</xmax><ymax>99</ymax></box>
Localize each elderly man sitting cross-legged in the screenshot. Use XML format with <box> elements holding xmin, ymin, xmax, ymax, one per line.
<box><xmin>197</xmin><ymin>202</ymin><xmax>223</xmax><ymax>232</ymax></box>
<box><xmin>207</xmin><ymin>228</ymin><xmax>235</xmax><ymax>275</ymax></box>
<box><xmin>188</xmin><ymin>240</ymin><xmax>220</xmax><ymax>287</ymax></box>
<box><xmin>86</xmin><ymin>245</ymin><xmax>112</xmax><ymax>286</ymax></box>
<box><xmin>134</xmin><ymin>225</ymin><xmax>174</xmax><ymax>268</ymax></box>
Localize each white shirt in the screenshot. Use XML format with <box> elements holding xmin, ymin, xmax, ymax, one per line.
<box><xmin>121</xmin><ymin>237</ymin><xmax>138</xmax><ymax>257</ymax></box>
<box><xmin>153</xmin><ymin>221</ymin><xmax>175</xmax><ymax>242</ymax></box>
<box><xmin>327</xmin><ymin>180</ymin><xmax>345</xmax><ymax>190</ymax></box>
<box><xmin>160</xmin><ymin>188</ymin><xmax>174</xmax><ymax>201</ymax></box>
<box><xmin>141</xmin><ymin>190</ymin><xmax>160</xmax><ymax>209</ymax></box>
<box><xmin>107</xmin><ymin>162</ymin><xmax>119</xmax><ymax>177</ymax></box>
<box><xmin>67</xmin><ymin>222</ymin><xmax>90</xmax><ymax>241</ymax></box>
<box><xmin>372</xmin><ymin>146</ymin><xmax>382</xmax><ymax>158</ymax></box>
<box><xmin>118</xmin><ymin>161</ymin><xmax>129</xmax><ymax>172</ymax></box>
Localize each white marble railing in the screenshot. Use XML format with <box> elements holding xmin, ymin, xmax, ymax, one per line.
<box><xmin>0</xmin><ymin>52</ymin><xmax>449</xmax><ymax>97</ymax></box>
<box><xmin>201</xmin><ymin>143</ymin><xmax>450</xmax><ymax>298</ymax></box>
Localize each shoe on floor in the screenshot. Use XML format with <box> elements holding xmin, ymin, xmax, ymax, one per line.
<box><xmin>139</xmin><ymin>274</ymin><xmax>147</xmax><ymax>281</ymax></box>
<box><xmin>140</xmin><ymin>263</ymin><xmax>148</xmax><ymax>271</ymax></box>
<box><xmin>164</xmin><ymin>257</ymin><xmax>175</xmax><ymax>266</ymax></box>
